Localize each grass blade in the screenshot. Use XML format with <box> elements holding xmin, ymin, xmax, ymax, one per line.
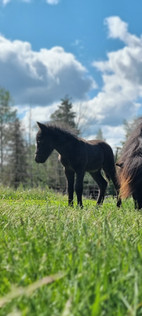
<box><xmin>0</xmin><ymin>272</ymin><xmax>65</xmax><ymax>308</ymax></box>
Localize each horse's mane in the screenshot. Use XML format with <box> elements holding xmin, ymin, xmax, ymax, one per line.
<box><xmin>119</xmin><ymin>117</ymin><xmax>142</xmax><ymax>162</ymax></box>
<box><xmin>118</xmin><ymin>117</ymin><xmax>142</xmax><ymax>198</ymax></box>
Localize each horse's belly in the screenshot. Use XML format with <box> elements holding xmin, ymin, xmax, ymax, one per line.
<box><xmin>85</xmin><ymin>149</ymin><xmax>104</xmax><ymax>172</ymax></box>
<box><xmin>86</xmin><ymin>158</ymin><xmax>103</xmax><ymax>172</ymax></box>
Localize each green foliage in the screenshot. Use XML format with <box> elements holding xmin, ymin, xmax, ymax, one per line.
<box><xmin>95</xmin><ymin>128</ymin><xmax>105</xmax><ymax>141</ymax></box>
<box><xmin>122</xmin><ymin>117</ymin><xmax>142</xmax><ymax>145</ymax></box>
<box><xmin>0</xmin><ymin>87</ymin><xmax>17</xmax><ymax>183</ymax></box>
<box><xmin>123</xmin><ymin>118</ymin><xmax>136</xmax><ymax>140</ymax></box>
<box><xmin>6</xmin><ymin>118</ymin><xmax>29</xmax><ymax>188</ymax></box>
<box><xmin>50</xmin><ymin>96</ymin><xmax>78</xmax><ymax>132</ymax></box>
<box><xmin>0</xmin><ymin>187</ymin><xmax>142</xmax><ymax>315</ymax></box>
<box><xmin>45</xmin><ymin>96</ymin><xmax>79</xmax><ymax>191</ymax></box>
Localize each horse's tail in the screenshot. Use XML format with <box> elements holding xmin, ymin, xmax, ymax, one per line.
<box><xmin>119</xmin><ymin>171</ymin><xmax>132</xmax><ymax>198</ymax></box>
<box><xmin>118</xmin><ymin>157</ymin><xmax>142</xmax><ymax>199</ymax></box>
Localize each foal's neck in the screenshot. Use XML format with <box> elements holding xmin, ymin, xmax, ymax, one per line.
<box><xmin>48</xmin><ymin>127</ymin><xmax>78</xmax><ymax>155</ymax></box>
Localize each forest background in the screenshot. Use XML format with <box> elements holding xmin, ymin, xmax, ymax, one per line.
<box><xmin>0</xmin><ymin>87</ymin><xmax>132</xmax><ymax>197</ymax></box>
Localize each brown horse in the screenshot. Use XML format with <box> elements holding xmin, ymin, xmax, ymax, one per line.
<box><xmin>35</xmin><ymin>122</ymin><xmax>121</xmax><ymax>207</ymax></box>
<box><xmin>117</xmin><ymin>118</ymin><xmax>142</xmax><ymax>209</ymax></box>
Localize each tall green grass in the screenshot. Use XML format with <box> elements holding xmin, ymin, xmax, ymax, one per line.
<box><xmin>0</xmin><ymin>186</ymin><xmax>142</xmax><ymax>315</ymax></box>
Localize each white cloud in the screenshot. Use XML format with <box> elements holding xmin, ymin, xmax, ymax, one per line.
<box><xmin>2</xmin><ymin>0</ymin><xmax>11</xmax><ymax>5</ymax></box>
<box><xmin>104</xmin><ymin>16</ymin><xmax>128</xmax><ymax>42</ymax></box>
<box><xmin>1</xmin><ymin>15</ymin><xmax>142</xmax><ymax>148</ymax></box>
<box><xmin>1</xmin><ymin>0</ymin><xmax>59</xmax><ymax>5</ymax></box>
<box><xmin>105</xmin><ymin>16</ymin><xmax>140</xmax><ymax>46</ymax></box>
<box><xmin>86</xmin><ymin>16</ymin><xmax>142</xmax><ymax>133</ymax></box>
<box><xmin>16</xmin><ymin>16</ymin><xmax>142</xmax><ymax>148</ymax></box>
<box><xmin>21</xmin><ymin>103</ymin><xmax>58</xmax><ymax>140</ymax></box>
<box><xmin>0</xmin><ymin>35</ymin><xmax>96</xmax><ymax>106</ymax></box>
<box><xmin>86</xmin><ymin>125</ymin><xmax>125</xmax><ymax>149</ymax></box>
<box><xmin>45</xmin><ymin>0</ymin><xmax>60</xmax><ymax>4</ymax></box>
<box><xmin>60</xmin><ymin>16</ymin><xmax>142</xmax><ymax>147</ymax></box>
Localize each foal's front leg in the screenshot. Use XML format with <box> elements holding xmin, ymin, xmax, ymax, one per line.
<box><xmin>75</xmin><ymin>171</ymin><xmax>85</xmax><ymax>207</ymax></box>
<box><xmin>65</xmin><ymin>168</ymin><xmax>75</xmax><ymax>206</ymax></box>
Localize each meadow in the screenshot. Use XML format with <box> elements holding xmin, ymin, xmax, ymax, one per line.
<box><xmin>0</xmin><ymin>187</ymin><xmax>142</xmax><ymax>316</ymax></box>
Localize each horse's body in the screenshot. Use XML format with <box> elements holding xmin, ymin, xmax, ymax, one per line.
<box><xmin>35</xmin><ymin>122</ymin><xmax>121</xmax><ymax>207</ymax></box>
<box><xmin>117</xmin><ymin>118</ymin><xmax>142</xmax><ymax>209</ymax></box>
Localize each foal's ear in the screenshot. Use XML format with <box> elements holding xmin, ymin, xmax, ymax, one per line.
<box><xmin>37</xmin><ymin>122</ymin><xmax>47</xmax><ymax>132</ymax></box>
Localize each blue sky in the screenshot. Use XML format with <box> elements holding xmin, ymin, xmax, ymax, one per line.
<box><xmin>0</xmin><ymin>0</ymin><xmax>142</xmax><ymax>147</ymax></box>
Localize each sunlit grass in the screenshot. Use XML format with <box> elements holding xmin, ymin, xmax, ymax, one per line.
<box><xmin>0</xmin><ymin>186</ymin><xmax>142</xmax><ymax>315</ymax></box>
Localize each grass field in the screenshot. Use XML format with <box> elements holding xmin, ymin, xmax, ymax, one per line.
<box><xmin>0</xmin><ymin>186</ymin><xmax>142</xmax><ymax>316</ymax></box>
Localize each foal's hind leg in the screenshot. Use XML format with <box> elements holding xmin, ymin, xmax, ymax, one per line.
<box><xmin>104</xmin><ymin>167</ymin><xmax>121</xmax><ymax>207</ymax></box>
<box><xmin>65</xmin><ymin>168</ymin><xmax>75</xmax><ymax>206</ymax></box>
<box><xmin>90</xmin><ymin>171</ymin><xmax>107</xmax><ymax>205</ymax></box>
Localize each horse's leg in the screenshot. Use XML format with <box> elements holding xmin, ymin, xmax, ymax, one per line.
<box><xmin>133</xmin><ymin>193</ymin><xmax>138</xmax><ymax>209</ymax></box>
<box><xmin>75</xmin><ymin>171</ymin><xmax>85</xmax><ymax>207</ymax></box>
<box><xmin>133</xmin><ymin>190</ymin><xmax>142</xmax><ymax>210</ymax></box>
<box><xmin>137</xmin><ymin>199</ymin><xmax>142</xmax><ymax>210</ymax></box>
<box><xmin>90</xmin><ymin>171</ymin><xmax>107</xmax><ymax>205</ymax></box>
<box><xmin>65</xmin><ymin>168</ymin><xmax>75</xmax><ymax>206</ymax></box>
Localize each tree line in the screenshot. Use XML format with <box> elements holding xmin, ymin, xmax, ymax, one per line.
<box><xmin>0</xmin><ymin>87</ymin><xmax>134</xmax><ymax>197</ymax></box>
<box><xmin>0</xmin><ymin>89</ymin><xmax>81</xmax><ymax>191</ymax></box>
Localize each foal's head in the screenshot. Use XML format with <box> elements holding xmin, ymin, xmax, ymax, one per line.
<box><xmin>35</xmin><ymin>122</ymin><xmax>53</xmax><ymax>163</ymax></box>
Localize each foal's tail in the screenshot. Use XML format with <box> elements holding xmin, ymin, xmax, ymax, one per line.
<box><xmin>100</xmin><ymin>142</ymin><xmax>121</xmax><ymax>206</ymax></box>
<box><xmin>102</xmin><ymin>142</ymin><xmax>122</xmax><ymax>207</ymax></box>
<box><xmin>100</xmin><ymin>142</ymin><xmax>119</xmax><ymax>183</ymax></box>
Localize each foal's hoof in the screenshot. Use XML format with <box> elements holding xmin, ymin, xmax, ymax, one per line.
<box><xmin>77</xmin><ymin>203</ymin><xmax>83</xmax><ymax>209</ymax></box>
<box><xmin>68</xmin><ymin>203</ymin><xmax>74</xmax><ymax>207</ymax></box>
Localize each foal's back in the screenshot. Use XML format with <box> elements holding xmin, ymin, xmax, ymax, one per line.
<box><xmin>84</xmin><ymin>139</ymin><xmax>115</xmax><ymax>172</ymax></box>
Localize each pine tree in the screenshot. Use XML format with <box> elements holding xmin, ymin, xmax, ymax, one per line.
<box><xmin>50</xmin><ymin>97</ymin><xmax>77</xmax><ymax>130</ymax></box>
<box><xmin>0</xmin><ymin>88</ymin><xmax>17</xmax><ymax>183</ymax></box>
<box><xmin>7</xmin><ymin>118</ymin><xmax>28</xmax><ymax>188</ymax></box>
<box><xmin>96</xmin><ymin>128</ymin><xmax>105</xmax><ymax>141</ymax></box>
<box><xmin>47</xmin><ymin>97</ymin><xmax>78</xmax><ymax>191</ymax></box>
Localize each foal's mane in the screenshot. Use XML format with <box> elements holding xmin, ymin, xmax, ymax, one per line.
<box><xmin>45</xmin><ymin>122</ymin><xmax>79</xmax><ymax>141</ymax></box>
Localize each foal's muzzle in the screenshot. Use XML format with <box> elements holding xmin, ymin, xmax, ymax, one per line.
<box><xmin>35</xmin><ymin>155</ymin><xmax>46</xmax><ymax>163</ymax></box>
<box><xmin>35</xmin><ymin>155</ymin><xmax>40</xmax><ymax>163</ymax></box>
